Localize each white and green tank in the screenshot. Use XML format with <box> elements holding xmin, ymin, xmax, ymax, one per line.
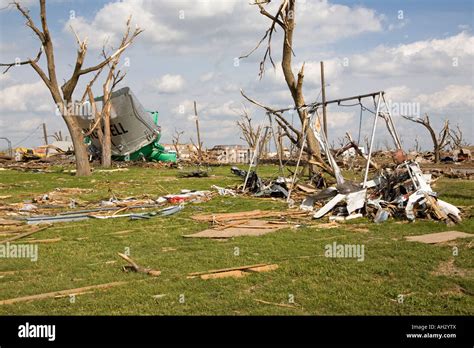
<box><xmin>77</xmin><ymin>87</ymin><xmax>176</xmax><ymax>162</ymax></box>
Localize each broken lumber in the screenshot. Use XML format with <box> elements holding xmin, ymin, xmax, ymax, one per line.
<box><xmin>117</xmin><ymin>253</ymin><xmax>161</xmax><ymax>277</ymax></box>
<box><xmin>0</xmin><ymin>281</ymin><xmax>128</xmax><ymax>305</ymax></box>
<box><xmin>0</xmin><ymin>225</ymin><xmax>50</xmax><ymax>244</ymax></box>
<box><xmin>254</xmin><ymin>299</ymin><xmax>299</xmax><ymax>309</ymax></box>
<box><xmin>187</xmin><ymin>263</ymin><xmax>278</xmax><ymax>279</ymax></box>
<box><xmin>183</xmin><ymin>220</ymin><xmax>292</xmax><ymax>238</ymax></box>
<box><xmin>191</xmin><ymin>210</ymin><xmax>308</xmax><ymax>223</ymax></box>
<box><xmin>405</xmin><ymin>231</ymin><xmax>473</xmax><ymax>244</ymax></box>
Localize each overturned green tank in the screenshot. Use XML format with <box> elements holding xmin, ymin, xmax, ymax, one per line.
<box><xmin>78</xmin><ymin>87</ymin><xmax>176</xmax><ymax>162</ymax></box>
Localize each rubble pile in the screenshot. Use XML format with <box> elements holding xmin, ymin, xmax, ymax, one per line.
<box><xmin>229</xmin><ymin>158</ymin><xmax>463</xmax><ymax>225</ymax></box>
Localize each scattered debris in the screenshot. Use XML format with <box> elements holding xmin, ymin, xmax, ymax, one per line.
<box><xmin>187</xmin><ymin>263</ymin><xmax>278</xmax><ymax>279</ymax></box>
<box><xmin>0</xmin><ymin>225</ymin><xmax>50</xmax><ymax>243</ymax></box>
<box><xmin>254</xmin><ymin>298</ymin><xmax>299</xmax><ymax>309</ymax></box>
<box><xmin>191</xmin><ymin>209</ymin><xmax>308</xmax><ymax>223</ymax></box>
<box><xmin>405</xmin><ymin>231</ymin><xmax>473</xmax><ymax>244</ymax></box>
<box><xmin>183</xmin><ymin>219</ymin><xmax>293</xmax><ymax>238</ymax></box>
<box><xmin>211</xmin><ymin>185</ymin><xmax>236</xmax><ymax>196</ymax></box>
<box><xmin>117</xmin><ymin>253</ymin><xmax>161</xmax><ymax>277</ymax></box>
<box><xmin>177</xmin><ymin>169</ymin><xmax>209</xmax><ymax>178</ymax></box>
<box><xmin>0</xmin><ymin>281</ymin><xmax>129</xmax><ymax>305</ymax></box>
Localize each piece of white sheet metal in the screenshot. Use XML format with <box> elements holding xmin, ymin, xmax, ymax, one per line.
<box><xmin>437</xmin><ymin>199</ymin><xmax>462</xmax><ymax>222</ymax></box>
<box><xmin>346</xmin><ymin>189</ymin><xmax>367</xmax><ymax>214</ymax></box>
<box><xmin>313</xmin><ymin>193</ymin><xmax>346</xmax><ymax>219</ymax></box>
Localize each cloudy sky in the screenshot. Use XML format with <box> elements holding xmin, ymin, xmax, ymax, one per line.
<box><xmin>0</xmin><ymin>0</ymin><xmax>472</xmax><ymax>151</ymax></box>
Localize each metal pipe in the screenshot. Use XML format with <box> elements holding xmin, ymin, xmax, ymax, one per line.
<box><xmin>309</xmin><ymin>91</ymin><xmax>385</xmax><ymax>113</ymax></box>
<box><xmin>286</xmin><ymin>116</ymin><xmax>308</xmax><ymax>203</ymax></box>
<box><xmin>363</xmin><ymin>92</ymin><xmax>382</xmax><ymax>188</ymax></box>
<box><xmin>381</xmin><ymin>94</ymin><xmax>402</xmax><ymax>149</ymax></box>
<box><xmin>242</xmin><ymin>119</ymin><xmax>265</xmax><ymax>192</ymax></box>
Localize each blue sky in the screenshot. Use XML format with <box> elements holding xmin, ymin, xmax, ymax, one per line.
<box><xmin>0</xmin><ymin>0</ymin><xmax>472</xmax><ymax>151</ymax></box>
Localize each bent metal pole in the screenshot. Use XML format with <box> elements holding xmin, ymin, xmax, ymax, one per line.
<box><xmin>363</xmin><ymin>92</ymin><xmax>383</xmax><ymax>188</ymax></box>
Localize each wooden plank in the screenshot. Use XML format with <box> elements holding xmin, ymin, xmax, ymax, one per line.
<box><xmin>0</xmin><ymin>281</ymin><xmax>129</xmax><ymax>305</ymax></box>
<box><xmin>20</xmin><ymin>238</ymin><xmax>61</xmax><ymax>244</ymax></box>
<box><xmin>188</xmin><ymin>263</ymin><xmax>271</xmax><ymax>277</ymax></box>
<box><xmin>254</xmin><ymin>299</ymin><xmax>298</xmax><ymax>309</ymax></box>
<box><xmin>405</xmin><ymin>231</ymin><xmax>473</xmax><ymax>244</ymax></box>
<box><xmin>201</xmin><ymin>270</ymin><xmax>247</xmax><ymax>279</ymax></box>
<box><xmin>0</xmin><ymin>225</ymin><xmax>50</xmax><ymax>244</ymax></box>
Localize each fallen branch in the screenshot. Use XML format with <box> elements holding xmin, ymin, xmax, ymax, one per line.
<box><xmin>117</xmin><ymin>253</ymin><xmax>161</xmax><ymax>277</ymax></box>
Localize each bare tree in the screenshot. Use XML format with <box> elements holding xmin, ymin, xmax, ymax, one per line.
<box><xmin>236</xmin><ymin>107</ymin><xmax>271</xmax><ymax>153</ymax></box>
<box><xmin>240</xmin><ymin>0</ymin><xmax>332</xmax><ymax>175</ymax></box>
<box><xmin>449</xmin><ymin>124</ymin><xmax>469</xmax><ymax>150</ymax></box>
<box><xmin>82</xmin><ymin>19</ymin><xmax>141</xmax><ymax>167</ymax></box>
<box><xmin>172</xmin><ymin>129</ymin><xmax>184</xmax><ymax>159</ymax></box>
<box><xmin>403</xmin><ymin>114</ymin><xmax>450</xmax><ymax>163</ymax></box>
<box><xmin>1</xmin><ymin>1</ymin><xmax>141</xmax><ymax>175</ymax></box>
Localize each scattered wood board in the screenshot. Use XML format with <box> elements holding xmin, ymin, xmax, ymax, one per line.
<box><xmin>0</xmin><ymin>281</ymin><xmax>129</xmax><ymax>305</ymax></box>
<box><xmin>187</xmin><ymin>263</ymin><xmax>278</xmax><ymax>279</ymax></box>
<box><xmin>296</xmin><ymin>184</ymin><xmax>317</xmax><ymax>193</ymax></box>
<box><xmin>0</xmin><ymin>218</ymin><xmax>22</xmax><ymax>226</ymax></box>
<box><xmin>254</xmin><ymin>299</ymin><xmax>299</xmax><ymax>309</ymax></box>
<box><xmin>191</xmin><ymin>210</ymin><xmax>307</xmax><ymax>223</ymax></box>
<box><xmin>183</xmin><ymin>220</ymin><xmax>292</xmax><ymax>238</ymax></box>
<box><xmin>405</xmin><ymin>231</ymin><xmax>473</xmax><ymax>244</ymax></box>
<box><xmin>0</xmin><ymin>225</ymin><xmax>50</xmax><ymax>244</ymax></box>
<box><xmin>21</xmin><ymin>238</ymin><xmax>61</xmax><ymax>244</ymax></box>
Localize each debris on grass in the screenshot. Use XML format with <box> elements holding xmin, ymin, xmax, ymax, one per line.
<box><xmin>405</xmin><ymin>231</ymin><xmax>473</xmax><ymax>244</ymax></box>
<box><xmin>118</xmin><ymin>253</ymin><xmax>161</xmax><ymax>277</ymax></box>
<box><xmin>183</xmin><ymin>219</ymin><xmax>293</xmax><ymax>238</ymax></box>
<box><xmin>187</xmin><ymin>263</ymin><xmax>279</xmax><ymax>279</ymax></box>
<box><xmin>0</xmin><ymin>281</ymin><xmax>130</xmax><ymax>305</ymax></box>
<box><xmin>254</xmin><ymin>298</ymin><xmax>300</xmax><ymax>309</ymax></box>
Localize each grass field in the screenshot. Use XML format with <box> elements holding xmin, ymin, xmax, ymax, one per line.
<box><xmin>0</xmin><ymin>165</ymin><xmax>473</xmax><ymax>315</ymax></box>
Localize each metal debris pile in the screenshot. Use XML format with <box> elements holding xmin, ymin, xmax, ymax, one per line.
<box><xmin>229</xmin><ymin>159</ymin><xmax>462</xmax><ymax>225</ymax></box>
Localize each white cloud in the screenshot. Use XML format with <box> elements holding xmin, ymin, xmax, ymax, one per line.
<box><xmin>199</xmin><ymin>72</ymin><xmax>215</xmax><ymax>82</ymax></box>
<box><xmin>325</xmin><ymin>111</ymin><xmax>354</xmax><ymax>129</ymax></box>
<box><xmin>63</xmin><ymin>0</ymin><xmax>384</xmax><ymax>54</ymax></box>
<box><xmin>337</xmin><ymin>31</ymin><xmax>474</xmax><ymax>77</ymax></box>
<box><xmin>296</xmin><ymin>0</ymin><xmax>383</xmax><ymax>43</ymax></box>
<box><xmin>0</xmin><ymin>81</ymin><xmax>52</xmax><ymax>112</ymax></box>
<box><xmin>385</xmin><ymin>86</ymin><xmax>412</xmax><ymax>101</ymax></box>
<box><xmin>151</xmin><ymin>74</ymin><xmax>185</xmax><ymax>94</ymax></box>
<box><xmin>415</xmin><ymin>85</ymin><xmax>474</xmax><ymax>111</ymax></box>
<box><xmin>64</xmin><ymin>0</ymin><xmax>183</xmax><ymax>49</ymax></box>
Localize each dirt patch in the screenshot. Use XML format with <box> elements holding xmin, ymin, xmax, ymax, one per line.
<box><xmin>438</xmin><ymin>284</ymin><xmax>468</xmax><ymax>297</ymax></box>
<box><xmin>432</xmin><ymin>258</ymin><xmax>473</xmax><ymax>277</ymax></box>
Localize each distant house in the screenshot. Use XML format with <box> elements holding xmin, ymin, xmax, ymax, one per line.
<box><xmin>210</xmin><ymin>145</ymin><xmax>251</xmax><ymax>164</ymax></box>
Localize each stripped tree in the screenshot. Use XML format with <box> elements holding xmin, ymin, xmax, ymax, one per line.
<box><xmin>172</xmin><ymin>128</ymin><xmax>184</xmax><ymax>159</ymax></box>
<box><xmin>240</xmin><ymin>0</ymin><xmax>332</xmax><ymax>175</ymax></box>
<box><xmin>403</xmin><ymin>114</ymin><xmax>450</xmax><ymax>163</ymax></box>
<box><xmin>82</xmin><ymin>18</ymin><xmax>142</xmax><ymax>167</ymax></box>
<box><xmin>236</xmin><ymin>107</ymin><xmax>271</xmax><ymax>155</ymax></box>
<box><xmin>0</xmin><ymin>0</ymin><xmax>141</xmax><ymax>175</ymax></box>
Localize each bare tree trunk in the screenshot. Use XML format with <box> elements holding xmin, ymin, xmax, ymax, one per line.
<box><xmin>403</xmin><ymin>115</ymin><xmax>449</xmax><ymax>163</ymax></box>
<box><xmin>240</xmin><ymin>0</ymin><xmax>333</xmax><ymax>176</ymax></box>
<box><xmin>64</xmin><ymin>115</ymin><xmax>91</xmax><ymax>176</ymax></box>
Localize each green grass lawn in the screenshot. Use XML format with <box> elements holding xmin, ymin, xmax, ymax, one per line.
<box><xmin>0</xmin><ymin>164</ymin><xmax>472</xmax><ymax>315</ymax></box>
